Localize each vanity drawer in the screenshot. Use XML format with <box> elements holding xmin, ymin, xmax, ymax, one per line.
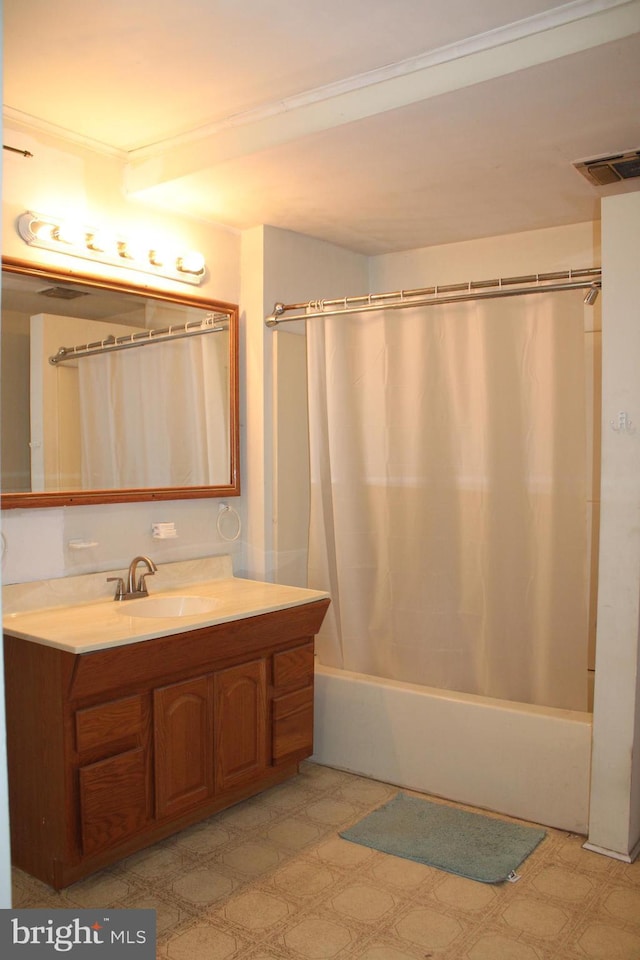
<box><xmin>75</xmin><ymin>695</ymin><xmax>146</xmax><ymax>754</ymax></box>
<box><xmin>272</xmin><ymin>642</ymin><xmax>314</xmax><ymax>691</ymax></box>
<box><xmin>79</xmin><ymin>747</ymin><xmax>150</xmax><ymax>855</ymax></box>
<box><xmin>272</xmin><ymin>686</ymin><xmax>314</xmax><ymax>762</ymax></box>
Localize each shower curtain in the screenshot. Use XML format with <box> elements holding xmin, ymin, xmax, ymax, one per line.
<box><xmin>307</xmin><ymin>292</ymin><xmax>588</xmax><ymax>711</ymax></box>
<box><xmin>78</xmin><ymin>334</ymin><xmax>229</xmax><ymax>488</ymax></box>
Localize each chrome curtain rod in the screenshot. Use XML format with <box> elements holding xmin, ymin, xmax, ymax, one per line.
<box><xmin>265</xmin><ymin>268</ymin><xmax>602</xmax><ymax>326</ymax></box>
<box><xmin>49</xmin><ymin>314</ymin><xmax>229</xmax><ymax>365</ymax></box>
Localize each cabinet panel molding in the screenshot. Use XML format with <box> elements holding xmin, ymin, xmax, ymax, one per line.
<box><xmin>154</xmin><ymin>676</ymin><xmax>214</xmax><ymax>818</ymax></box>
<box><xmin>214</xmin><ymin>659</ymin><xmax>268</xmax><ymax>792</ymax></box>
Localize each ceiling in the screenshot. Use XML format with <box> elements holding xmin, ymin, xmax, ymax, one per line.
<box><xmin>4</xmin><ymin>0</ymin><xmax>640</xmax><ymax>255</ymax></box>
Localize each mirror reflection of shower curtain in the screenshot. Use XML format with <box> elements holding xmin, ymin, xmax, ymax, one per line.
<box><xmin>78</xmin><ymin>335</ymin><xmax>229</xmax><ymax>488</ymax></box>
<box><xmin>307</xmin><ymin>293</ymin><xmax>588</xmax><ymax>711</ymax></box>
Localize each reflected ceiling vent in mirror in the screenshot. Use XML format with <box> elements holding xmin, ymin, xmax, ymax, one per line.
<box><xmin>17</xmin><ymin>211</ymin><xmax>207</xmax><ymax>286</ymax></box>
<box><xmin>573</xmin><ymin>149</ymin><xmax>640</xmax><ymax>187</ymax></box>
<box><xmin>38</xmin><ymin>286</ymin><xmax>89</xmax><ymax>300</ymax></box>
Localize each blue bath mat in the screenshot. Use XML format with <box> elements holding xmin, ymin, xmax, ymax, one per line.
<box><xmin>339</xmin><ymin>793</ymin><xmax>546</xmax><ymax>883</ymax></box>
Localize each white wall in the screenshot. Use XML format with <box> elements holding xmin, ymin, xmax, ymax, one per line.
<box><xmin>587</xmin><ymin>191</ymin><xmax>640</xmax><ymax>861</ymax></box>
<box><xmin>0</xmin><ymin>22</ymin><xmax>12</xmax><ymax>900</ymax></box>
<box><xmin>369</xmin><ymin>221</ymin><xmax>601</xmax><ymax>291</ymax></box>
<box><xmin>1</xmin><ymin>120</ymin><xmax>245</xmax><ymax>585</ymax></box>
<box><xmin>242</xmin><ymin>225</ymin><xmax>368</xmax><ymax>584</ymax></box>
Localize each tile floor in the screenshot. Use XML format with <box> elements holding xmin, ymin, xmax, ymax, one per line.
<box><xmin>11</xmin><ymin>762</ymin><xmax>640</xmax><ymax>959</ymax></box>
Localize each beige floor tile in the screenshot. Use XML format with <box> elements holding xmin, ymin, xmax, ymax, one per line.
<box><xmin>221</xmin><ymin>889</ymin><xmax>293</xmax><ymax>932</ymax></box>
<box><xmin>312</xmin><ymin>835</ymin><xmax>377</xmax><ymax>869</ymax></box>
<box><xmin>9</xmin><ymin>763</ymin><xmax>640</xmax><ymax>960</ymax></box>
<box><xmin>171</xmin><ymin>819</ymin><xmax>234</xmax><ymax>855</ymax></box>
<box><xmin>354</xmin><ymin>942</ymin><xmax>426</xmax><ymax>960</ymax></box>
<box><xmin>600</xmin><ymin>884</ymin><xmax>640</xmax><ymax>925</ymax></box>
<box><xmin>282</xmin><ymin>915</ymin><xmax>355</xmax><ymax>958</ymax></box>
<box><xmin>164</xmin><ymin>920</ymin><xmax>247</xmax><ymax>960</ymax></box>
<box><xmin>267</xmin><ymin>816</ymin><xmax>324</xmax><ymax>851</ymax></box>
<box><xmin>393</xmin><ymin>905</ymin><xmax>466</xmax><ymax>951</ymax></box>
<box><xmin>217</xmin><ymin>801</ymin><xmax>280</xmax><ymax>832</ymax></box>
<box><xmin>171</xmin><ymin>865</ymin><xmax>236</xmax><ymax>905</ymax></box>
<box><xmin>220</xmin><ymin>839</ymin><xmax>288</xmax><ymax>878</ymax></box>
<box><xmin>329</xmin><ymin>881</ymin><xmax>398</xmax><ymax>923</ymax></box>
<box><xmin>557</xmin><ymin>841</ymin><xmax>618</xmax><ymax>876</ymax></box>
<box><xmin>499</xmin><ymin>895</ymin><xmax>572</xmax><ymax>939</ymax></box>
<box><xmin>531</xmin><ymin>865</ymin><xmax>595</xmax><ymax>902</ymax></box>
<box><xmin>574</xmin><ymin>921</ymin><xmax>640</xmax><ymax>959</ymax></box>
<box><xmin>432</xmin><ymin>872</ymin><xmax>498</xmax><ymax>913</ymax></box>
<box><xmin>270</xmin><ymin>858</ymin><xmax>340</xmax><ymax>900</ymax></box>
<box><xmin>463</xmin><ymin>932</ymin><xmax>546</xmax><ymax>960</ymax></box>
<box><xmin>123</xmin><ymin>892</ymin><xmax>187</xmax><ymax>941</ymax></box>
<box><xmin>118</xmin><ymin>843</ymin><xmax>192</xmax><ymax>882</ymax></box>
<box><xmin>63</xmin><ymin>873</ymin><xmax>135</xmax><ymax>908</ymax></box>
<box><xmin>368</xmin><ymin>854</ymin><xmax>435</xmax><ymax>892</ymax></box>
<box><xmin>334</xmin><ymin>779</ymin><xmax>396</xmax><ymax>807</ymax></box>
<box><xmin>305</xmin><ymin>798</ymin><xmax>360</xmax><ymax>827</ymax></box>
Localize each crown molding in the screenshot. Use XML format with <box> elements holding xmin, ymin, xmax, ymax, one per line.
<box><xmin>128</xmin><ymin>0</ymin><xmax>637</xmax><ymax>163</ymax></box>
<box><xmin>4</xmin><ymin>0</ymin><xmax>637</xmax><ymax>169</ymax></box>
<box><xmin>3</xmin><ymin>107</ymin><xmax>127</xmax><ymax>160</ymax></box>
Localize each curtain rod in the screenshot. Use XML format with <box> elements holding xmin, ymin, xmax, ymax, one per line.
<box><xmin>265</xmin><ymin>268</ymin><xmax>602</xmax><ymax>326</ymax></box>
<box><xmin>49</xmin><ymin>314</ymin><xmax>229</xmax><ymax>365</ymax></box>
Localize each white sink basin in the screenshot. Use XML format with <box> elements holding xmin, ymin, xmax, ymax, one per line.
<box><xmin>117</xmin><ymin>596</ymin><xmax>220</xmax><ymax>619</ymax></box>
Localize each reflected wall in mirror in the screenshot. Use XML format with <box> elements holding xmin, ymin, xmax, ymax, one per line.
<box><xmin>1</xmin><ymin>258</ymin><xmax>240</xmax><ymax>508</ymax></box>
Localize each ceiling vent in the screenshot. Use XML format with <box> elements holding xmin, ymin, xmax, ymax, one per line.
<box><xmin>574</xmin><ymin>149</ymin><xmax>640</xmax><ymax>187</ymax></box>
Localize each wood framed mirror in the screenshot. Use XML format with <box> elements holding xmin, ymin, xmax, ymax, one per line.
<box><xmin>1</xmin><ymin>258</ymin><xmax>240</xmax><ymax>508</ymax></box>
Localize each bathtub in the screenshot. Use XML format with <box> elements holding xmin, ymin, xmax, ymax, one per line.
<box><xmin>312</xmin><ymin>663</ymin><xmax>592</xmax><ymax>833</ymax></box>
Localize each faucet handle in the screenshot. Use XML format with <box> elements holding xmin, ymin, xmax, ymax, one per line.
<box><xmin>137</xmin><ymin>570</ymin><xmax>155</xmax><ymax>596</ymax></box>
<box><xmin>106</xmin><ymin>576</ymin><xmax>125</xmax><ymax>601</ymax></box>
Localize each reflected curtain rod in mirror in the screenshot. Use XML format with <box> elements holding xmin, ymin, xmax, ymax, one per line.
<box><xmin>1</xmin><ymin>257</ymin><xmax>240</xmax><ymax>509</ymax></box>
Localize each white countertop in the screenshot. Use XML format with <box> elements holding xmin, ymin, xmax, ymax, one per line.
<box><xmin>2</xmin><ymin>556</ymin><xmax>329</xmax><ymax>654</ymax></box>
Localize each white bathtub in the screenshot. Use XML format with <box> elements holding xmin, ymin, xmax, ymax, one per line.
<box><xmin>312</xmin><ymin>663</ymin><xmax>592</xmax><ymax>833</ymax></box>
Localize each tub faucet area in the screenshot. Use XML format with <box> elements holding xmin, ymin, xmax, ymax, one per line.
<box><xmin>107</xmin><ymin>555</ymin><xmax>157</xmax><ymax>600</ymax></box>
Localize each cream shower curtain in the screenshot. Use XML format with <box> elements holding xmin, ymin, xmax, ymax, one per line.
<box><xmin>307</xmin><ymin>292</ymin><xmax>588</xmax><ymax>710</ymax></box>
<box><xmin>78</xmin><ymin>335</ymin><xmax>229</xmax><ymax>488</ymax></box>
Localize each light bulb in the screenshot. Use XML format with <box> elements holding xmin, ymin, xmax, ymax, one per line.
<box><xmin>52</xmin><ymin>220</ymin><xmax>85</xmax><ymax>246</ymax></box>
<box><xmin>87</xmin><ymin>229</ymin><xmax>116</xmax><ymax>254</ymax></box>
<box><xmin>149</xmin><ymin>246</ymin><xmax>173</xmax><ymax>267</ymax></box>
<box><xmin>176</xmin><ymin>250</ymin><xmax>205</xmax><ymax>275</ymax></box>
<box><xmin>118</xmin><ymin>237</ymin><xmax>150</xmax><ymax>262</ymax></box>
<box><xmin>33</xmin><ymin>220</ymin><xmax>57</xmax><ymax>242</ymax></box>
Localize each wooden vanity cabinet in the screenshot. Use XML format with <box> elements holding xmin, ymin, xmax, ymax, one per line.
<box><xmin>3</xmin><ymin>598</ymin><xmax>329</xmax><ymax>889</ymax></box>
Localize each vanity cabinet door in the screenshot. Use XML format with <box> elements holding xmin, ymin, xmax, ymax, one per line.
<box><xmin>214</xmin><ymin>659</ymin><xmax>268</xmax><ymax>793</ymax></box>
<box><xmin>75</xmin><ymin>694</ymin><xmax>152</xmax><ymax>856</ymax></box>
<box><xmin>154</xmin><ymin>676</ymin><xmax>214</xmax><ymax>819</ymax></box>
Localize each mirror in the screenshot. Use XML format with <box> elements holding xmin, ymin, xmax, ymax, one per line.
<box><xmin>1</xmin><ymin>258</ymin><xmax>240</xmax><ymax>508</ymax></box>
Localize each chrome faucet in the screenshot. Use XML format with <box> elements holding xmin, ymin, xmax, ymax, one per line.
<box><xmin>107</xmin><ymin>555</ymin><xmax>157</xmax><ymax>601</ymax></box>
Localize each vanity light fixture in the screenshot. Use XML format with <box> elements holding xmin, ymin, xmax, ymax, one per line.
<box><xmin>17</xmin><ymin>211</ymin><xmax>206</xmax><ymax>286</ymax></box>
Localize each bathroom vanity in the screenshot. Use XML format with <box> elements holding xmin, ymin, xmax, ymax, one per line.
<box><xmin>2</xmin><ymin>558</ymin><xmax>329</xmax><ymax>889</ymax></box>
